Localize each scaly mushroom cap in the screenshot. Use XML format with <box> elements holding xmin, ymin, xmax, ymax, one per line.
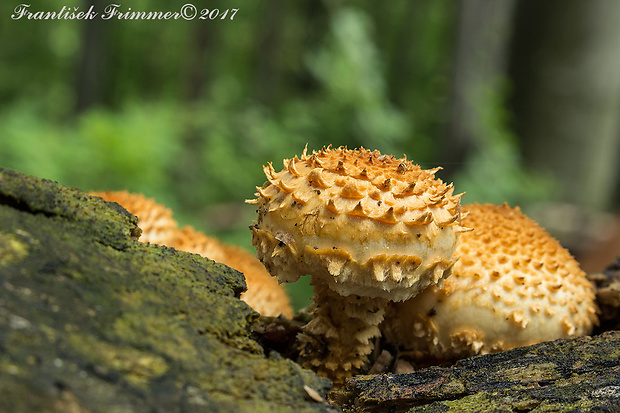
<box><xmin>248</xmin><ymin>146</ymin><xmax>465</xmax><ymax>301</ymax></box>
<box><xmin>171</xmin><ymin>226</ymin><xmax>293</xmax><ymax>318</ymax></box>
<box><xmin>89</xmin><ymin>191</ymin><xmax>177</xmax><ymax>245</ymax></box>
<box><xmin>170</xmin><ymin>226</ymin><xmax>229</xmax><ymax>263</ymax></box>
<box><xmin>382</xmin><ymin>203</ymin><xmax>599</xmax><ymax>360</ymax></box>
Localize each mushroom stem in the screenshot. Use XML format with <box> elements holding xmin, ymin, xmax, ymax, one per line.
<box><xmin>298</xmin><ymin>277</ymin><xmax>388</xmax><ymax>387</ymax></box>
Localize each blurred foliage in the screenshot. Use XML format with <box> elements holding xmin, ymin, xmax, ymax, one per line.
<box><xmin>0</xmin><ymin>0</ymin><xmax>552</xmax><ymax>309</ymax></box>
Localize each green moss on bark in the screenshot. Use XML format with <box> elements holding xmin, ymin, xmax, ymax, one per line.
<box><xmin>0</xmin><ymin>168</ymin><xmax>335</xmax><ymax>413</ymax></box>
<box><xmin>335</xmin><ymin>332</ymin><xmax>620</xmax><ymax>412</ymax></box>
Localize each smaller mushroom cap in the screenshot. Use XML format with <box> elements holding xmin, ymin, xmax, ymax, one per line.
<box><xmin>91</xmin><ymin>191</ymin><xmax>293</xmax><ymax>318</ymax></box>
<box><xmin>248</xmin><ymin>146</ymin><xmax>466</xmax><ymax>302</ymax></box>
<box><xmin>382</xmin><ymin>203</ymin><xmax>599</xmax><ymax>360</ymax></box>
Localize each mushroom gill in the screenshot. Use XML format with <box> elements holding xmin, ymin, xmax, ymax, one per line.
<box><xmin>381</xmin><ymin>203</ymin><xmax>600</xmax><ymax>361</ymax></box>
<box><xmin>247</xmin><ymin>146</ymin><xmax>466</xmax><ymax>385</ymax></box>
<box><xmin>90</xmin><ymin>191</ymin><xmax>293</xmax><ymax>318</ymax></box>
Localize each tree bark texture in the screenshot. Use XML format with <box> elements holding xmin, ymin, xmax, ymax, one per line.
<box><xmin>333</xmin><ymin>332</ymin><xmax>620</xmax><ymax>412</ymax></box>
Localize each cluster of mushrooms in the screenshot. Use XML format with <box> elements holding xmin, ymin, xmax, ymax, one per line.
<box><xmin>93</xmin><ymin>145</ymin><xmax>599</xmax><ymax>389</ymax></box>
<box><xmin>247</xmin><ymin>146</ymin><xmax>598</xmax><ymax>386</ymax></box>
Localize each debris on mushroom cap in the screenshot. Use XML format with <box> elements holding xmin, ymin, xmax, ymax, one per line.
<box><xmin>171</xmin><ymin>226</ymin><xmax>293</xmax><ymax>318</ymax></box>
<box><xmin>90</xmin><ymin>191</ymin><xmax>177</xmax><ymax>244</ymax></box>
<box><xmin>247</xmin><ymin>145</ymin><xmax>467</xmax><ymax>302</ymax></box>
<box><xmin>247</xmin><ymin>146</ymin><xmax>466</xmax><ymax>386</ymax></box>
<box><xmin>381</xmin><ymin>203</ymin><xmax>600</xmax><ymax>361</ymax></box>
<box><xmin>90</xmin><ymin>191</ymin><xmax>293</xmax><ymax>318</ymax></box>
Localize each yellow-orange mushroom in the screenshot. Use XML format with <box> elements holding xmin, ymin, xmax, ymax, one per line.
<box><xmin>382</xmin><ymin>203</ymin><xmax>599</xmax><ymax>361</ymax></box>
<box><xmin>247</xmin><ymin>146</ymin><xmax>466</xmax><ymax>385</ymax></box>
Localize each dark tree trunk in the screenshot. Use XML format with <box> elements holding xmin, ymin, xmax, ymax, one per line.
<box><xmin>443</xmin><ymin>0</ymin><xmax>517</xmax><ymax>177</ymax></box>
<box><xmin>254</xmin><ymin>0</ymin><xmax>285</xmax><ymax>105</ymax></box>
<box><xmin>184</xmin><ymin>21</ymin><xmax>214</xmax><ymax>102</ymax></box>
<box><xmin>74</xmin><ymin>0</ymin><xmax>109</xmax><ymax>112</ymax></box>
<box><xmin>509</xmin><ymin>0</ymin><xmax>620</xmax><ymax>212</ymax></box>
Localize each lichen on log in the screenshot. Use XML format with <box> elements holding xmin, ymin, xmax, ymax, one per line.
<box><xmin>0</xmin><ymin>168</ymin><xmax>335</xmax><ymax>413</ymax></box>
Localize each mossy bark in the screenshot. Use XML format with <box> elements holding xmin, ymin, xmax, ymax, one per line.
<box><xmin>332</xmin><ymin>331</ymin><xmax>620</xmax><ymax>412</ymax></box>
<box><xmin>0</xmin><ymin>168</ymin><xmax>335</xmax><ymax>413</ymax></box>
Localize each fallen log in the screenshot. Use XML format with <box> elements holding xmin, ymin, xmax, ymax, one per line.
<box><xmin>0</xmin><ymin>167</ymin><xmax>335</xmax><ymax>413</ymax></box>
<box><xmin>331</xmin><ymin>330</ymin><xmax>620</xmax><ymax>412</ymax></box>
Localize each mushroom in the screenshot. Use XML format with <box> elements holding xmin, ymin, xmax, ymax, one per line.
<box><xmin>90</xmin><ymin>191</ymin><xmax>177</xmax><ymax>244</ymax></box>
<box><xmin>247</xmin><ymin>146</ymin><xmax>466</xmax><ymax>385</ymax></box>
<box><xmin>381</xmin><ymin>203</ymin><xmax>600</xmax><ymax>361</ymax></box>
<box><xmin>90</xmin><ymin>191</ymin><xmax>293</xmax><ymax>318</ymax></box>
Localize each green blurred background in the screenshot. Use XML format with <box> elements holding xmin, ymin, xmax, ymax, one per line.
<box><xmin>2</xmin><ymin>0</ymin><xmax>620</xmax><ymax>309</ymax></box>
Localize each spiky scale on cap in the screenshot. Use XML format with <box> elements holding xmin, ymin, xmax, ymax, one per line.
<box><xmin>248</xmin><ymin>146</ymin><xmax>465</xmax><ymax>301</ymax></box>
<box><xmin>382</xmin><ymin>203</ymin><xmax>599</xmax><ymax>361</ymax></box>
